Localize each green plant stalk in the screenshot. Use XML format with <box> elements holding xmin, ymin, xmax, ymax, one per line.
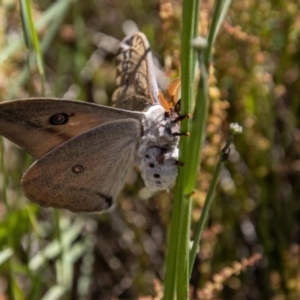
<box><xmin>176</xmin><ymin>194</ymin><xmax>192</xmax><ymax>299</ymax></box>
<box><xmin>188</xmin><ymin>153</ymin><xmax>223</xmax><ymax>275</ymax></box>
<box><xmin>19</xmin><ymin>0</ymin><xmax>31</xmax><ymax>48</ymax></box>
<box><xmin>163</xmin><ymin>176</ymin><xmax>183</xmax><ymax>299</ymax></box>
<box><xmin>23</xmin><ymin>0</ymin><xmax>45</xmax><ymax>94</ymax></box>
<box><xmin>184</xmin><ymin>0</ymin><xmax>232</xmax><ymax>195</ymax></box>
<box><xmin>183</xmin><ymin>52</ymin><xmax>209</xmax><ymax>196</ymax></box>
<box><xmin>204</xmin><ymin>0</ymin><xmax>232</xmax><ymax>67</ymax></box>
<box><xmin>177</xmin><ymin>0</ymin><xmax>200</xmax><ymax>270</ymax></box>
<box><xmin>10</xmin><ymin>277</ymin><xmax>23</xmax><ymax>300</ymax></box>
<box><xmin>0</xmin><ymin>138</ymin><xmax>8</xmax><ymax>211</ymax></box>
<box><xmin>163</xmin><ymin>0</ymin><xmax>199</xmax><ymax>298</ymax></box>
<box><xmin>204</xmin><ymin>0</ymin><xmax>224</xmax><ymax>66</ymax></box>
<box><xmin>175</xmin><ymin>197</ymin><xmax>191</xmax><ymax>299</ymax></box>
<box><xmin>172</xmin><ymin>54</ymin><xmax>209</xmax><ymax>296</ymax></box>
<box><xmin>188</xmin><ymin>131</ymin><xmax>238</xmax><ymax>275</ymax></box>
<box><xmin>164</xmin><ymin>0</ymin><xmax>233</xmax><ymax>297</ymax></box>
<box><xmin>8</xmin><ymin>0</ymin><xmax>72</xmax><ymax>99</ymax></box>
<box><xmin>0</xmin><ymin>140</ymin><xmax>18</xmax><ymax>299</ymax></box>
<box><xmin>0</xmin><ymin>0</ymin><xmax>72</xmax><ymax>67</ymax></box>
<box><xmin>184</xmin><ymin>0</ymin><xmax>232</xmax><ymax>273</ymax></box>
<box><xmin>0</xmin><ymin>139</ymin><xmax>15</xmax><ymax>299</ymax></box>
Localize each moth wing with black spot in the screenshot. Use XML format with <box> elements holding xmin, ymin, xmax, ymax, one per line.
<box><xmin>21</xmin><ymin>118</ymin><xmax>142</xmax><ymax>212</ymax></box>
<box><xmin>0</xmin><ymin>98</ymin><xmax>143</xmax><ymax>158</ymax></box>
<box><xmin>111</xmin><ymin>32</ymin><xmax>159</xmax><ymax>111</ymax></box>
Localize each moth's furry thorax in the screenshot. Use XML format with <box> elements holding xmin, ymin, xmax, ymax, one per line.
<box><xmin>137</xmin><ymin>105</ymin><xmax>179</xmax><ymax>191</ymax></box>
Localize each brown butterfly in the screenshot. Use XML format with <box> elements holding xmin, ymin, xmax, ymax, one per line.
<box><xmin>0</xmin><ymin>33</ymin><xmax>182</xmax><ymax>213</ymax></box>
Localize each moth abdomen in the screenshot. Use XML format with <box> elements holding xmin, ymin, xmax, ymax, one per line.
<box><xmin>139</xmin><ymin>146</ymin><xmax>178</xmax><ymax>191</ymax></box>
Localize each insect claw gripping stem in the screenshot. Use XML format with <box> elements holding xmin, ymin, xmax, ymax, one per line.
<box><xmin>173</xmin><ymin>131</ymin><xmax>190</xmax><ymax>137</ymax></box>
<box><xmin>173</xmin><ymin>113</ymin><xmax>191</xmax><ymax>124</ymax></box>
<box><xmin>175</xmin><ymin>160</ymin><xmax>185</xmax><ymax>167</ymax></box>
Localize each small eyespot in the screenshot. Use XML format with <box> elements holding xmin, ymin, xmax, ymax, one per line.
<box><xmin>72</xmin><ymin>165</ymin><xmax>84</xmax><ymax>174</ymax></box>
<box><xmin>149</xmin><ymin>163</ymin><xmax>155</xmax><ymax>168</ymax></box>
<box><xmin>153</xmin><ymin>174</ymin><xmax>160</xmax><ymax>178</ymax></box>
<box><xmin>145</xmin><ymin>155</ymin><xmax>150</xmax><ymax>159</ymax></box>
<box><xmin>156</xmin><ymin>181</ymin><xmax>161</xmax><ymax>185</ymax></box>
<box><xmin>50</xmin><ymin>113</ymin><xmax>69</xmax><ymax>125</ymax></box>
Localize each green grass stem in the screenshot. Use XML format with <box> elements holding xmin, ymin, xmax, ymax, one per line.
<box><xmin>188</xmin><ymin>149</ymin><xmax>224</xmax><ymax>275</ymax></box>
<box><xmin>163</xmin><ymin>0</ymin><xmax>200</xmax><ymax>298</ymax></box>
<box><xmin>7</xmin><ymin>0</ymin><xmax>72</xmax><ymax>99</ymax></box>
<box><xmin>20</xmin><ymin>0</ymin><xmax>45</xmax><ymax>94</ymax></box>
<box><xmin>163</xmin><ymin>0</ymin><xmax>232</xmax><ymax>298</ymax></box>
<box><xmin>0</xmin><ymin>0</ymin><xmax>72</xmax><ymax>67</ymax></box>
<box><xmin>204</xmin><ymin>0</ymin><xmax>232</xmax><ymax>67</ymax></box>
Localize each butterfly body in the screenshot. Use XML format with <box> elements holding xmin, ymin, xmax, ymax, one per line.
<box><xmin>138</xmin><ymin>104</ymin><xmax>179</xmax><ymax>191</ymax></box>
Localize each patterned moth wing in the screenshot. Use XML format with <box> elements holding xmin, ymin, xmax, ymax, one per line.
<box><xmin>111</xmin><ymin>32</ymin><xmax>159</xmax><ymax>111</ymax></box>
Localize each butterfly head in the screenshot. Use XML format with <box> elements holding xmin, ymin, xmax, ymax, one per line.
<box><xmin>158</xmin><ymin>77</ymin><xmax>181</xmax><ymax>115</ymax></box>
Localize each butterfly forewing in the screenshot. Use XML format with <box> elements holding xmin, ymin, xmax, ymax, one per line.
<box><xmin>0</xmin><ymin>98</ymin><xmax>143</xmax><ymax>158</ymax></box>
<box><xmin>111</xmin><ymin>32</ymin><xmax>159</xmax><ymax>111</ymax></box>
<box><xmin>22</xmin><ymin>119</ymin><xmax>142</xmax><ymax>212</ymax></box>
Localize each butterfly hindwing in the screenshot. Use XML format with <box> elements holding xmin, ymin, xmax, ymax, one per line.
<box><xmin>21</xmin><ymin>118</ymin><xmax>142</xmax><ymax>212</ymax></box>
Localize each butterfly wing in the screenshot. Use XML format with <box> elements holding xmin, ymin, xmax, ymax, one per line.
<box><xmin>21</xmin><ymin>118</ymin><xmax>142</xmax><ymax>212</ymax></box>
<box><xmin>0</xmin><ymin>98</ymin><xmax>143</xmax><ymax>158</ymax></box>
<box><xmin>111</xmin><ymin>32</ymin><xmax>159</xmax><ymax>111</ymax></box>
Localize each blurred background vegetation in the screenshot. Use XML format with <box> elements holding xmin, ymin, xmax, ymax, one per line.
<box><xmin>0</xmin><ymin>0</ymin><xmax>299</xmax><ymax>299</ymax></box>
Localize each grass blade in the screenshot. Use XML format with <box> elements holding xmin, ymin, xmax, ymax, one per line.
<box><xmin>20</xmin><ymin>0</ymin><xmax>45</xmax><ymax>94</ymax></box>
<box><xmin>163</xmin><ymin>0</ymin><xmax>200</xmax><ymax>298</ymax></box>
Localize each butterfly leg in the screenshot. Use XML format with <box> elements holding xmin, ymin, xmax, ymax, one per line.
<box><xmin>175</xmin><ymin>160</ymin><xmax>185</xmax><ymax>167</ymax></box>
<box><xmin>173</xmin><ymin>131</ymin><xmax>190</xmax><ymax>137</ymax></box>
<box><xmin>172</xmin><ymin>113</ymin><xmax>191</xmax><ymax>123</ymax></box>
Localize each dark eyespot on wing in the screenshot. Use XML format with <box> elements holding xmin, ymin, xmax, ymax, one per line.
<box><xmin>154</xmin><ymin>173</ymin><xmax>160</xmax><ymax>178</ymax></box>
<box><xmin>72</xmin><ymin>165</ymin><xmax>84</xmax><ymax>174</ymax></box>
<box><xmin>49</xmin><ymin>113</ymin><xmax>69</xmax><ymax>125</ymax></box>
